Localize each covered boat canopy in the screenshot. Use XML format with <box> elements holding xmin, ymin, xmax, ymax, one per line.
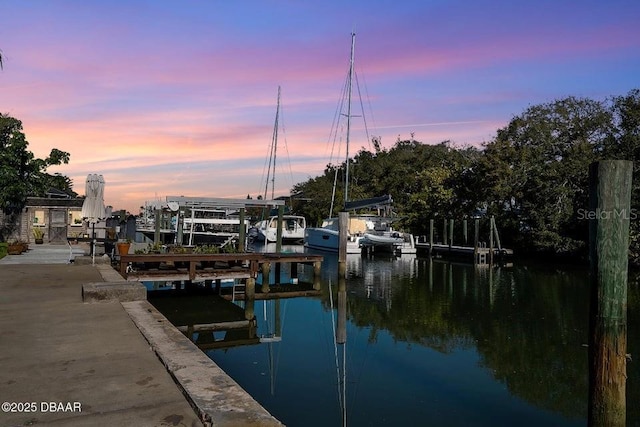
<box><xmin>344</xmin><ymin>195</ymin><xmax>393</xmax><ymax>211</ymax></box>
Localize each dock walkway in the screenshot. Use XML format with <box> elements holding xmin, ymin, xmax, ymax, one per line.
<box><xmin>0</xmin><ymin>245</ymin><xmax>282</xmax><ymax>426</ymax></box>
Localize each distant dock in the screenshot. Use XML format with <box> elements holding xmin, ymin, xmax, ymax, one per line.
<box><xmin>416</xmin><ymin>216</ymin><xmax>513</xmax><ymax>264</ymax></box>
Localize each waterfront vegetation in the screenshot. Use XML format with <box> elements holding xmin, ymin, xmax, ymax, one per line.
<box><xmin>292</xmin><ymin>89</ymin><xmax>640</xmax><ymax>265</ymax></box>
<box><xmin>0</xmin><ymin>114</ymin><xmax>74</xmax><ymax>241</ymax></box>
<box><xmin>2</xmin><ymin>89</ymin><xmax>640</xmax><ymax>264</ymax></box>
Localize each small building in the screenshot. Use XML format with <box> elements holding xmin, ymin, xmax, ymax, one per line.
<box><xmin>1</xmin><ymin>188</ymin><xmax>88</xmax><ymax>244</ymax></box>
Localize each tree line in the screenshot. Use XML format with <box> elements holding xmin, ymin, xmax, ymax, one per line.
<box><xmin>291</xmin><ymin>89</ymin><xmax>640</xmax><ymax>265</ymax></box>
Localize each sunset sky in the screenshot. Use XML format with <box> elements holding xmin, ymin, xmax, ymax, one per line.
<box><xmin>1</xmin><ymin>0</ymin><xmax>639</xmax><ymax>214</ymax></box>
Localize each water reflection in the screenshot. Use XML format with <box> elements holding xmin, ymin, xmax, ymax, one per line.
<box><xmin>149</xmin><ymin>254</ymin><xmax>640</xmax><ymax>426</ymax></box>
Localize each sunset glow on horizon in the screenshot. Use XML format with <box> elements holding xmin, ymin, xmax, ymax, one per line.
<box><xmin>2</xmin><ymin>0</ymin><xmax>639</xmax><ymax>213</ymax></box>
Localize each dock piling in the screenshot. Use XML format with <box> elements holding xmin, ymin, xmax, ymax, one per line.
<box><xmin>338</xmin><ymin>212</ymin><xmax>348</xmax><ymax>278</ymax></box>
<box><xmin>261</xmin><ymin>262</ymin><xmax>271</xmax><ymax>293</ymax></box>
<box><xmin>429</xmin><ymin>219</ymin><xmax>434</xmax><ymax>257</ymax></box>
<box><xmin>588</xmin><ymin>160</ymin><xmax>632</xmax><ymax>427</ymax></box>
<box><xmin>276</xmin><ymin>205</ymin><xmax>284</xmax><ymax>253</ymax></box>
<box><xmin>238</xmin><ymin>208</ymin><xmax>246</xmax><ymax>252</ymax></box>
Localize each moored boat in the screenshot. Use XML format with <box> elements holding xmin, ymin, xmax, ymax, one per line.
<box><xmin>253</xmin><ymin>215</ymin><xmax>306</xmax><ymax>243</ymax></box>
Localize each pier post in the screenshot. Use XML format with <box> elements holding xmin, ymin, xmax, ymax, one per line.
<box><xmin>154</xmin><ymin>208</ymin><xmax>161</xmax><ymax>244</ymax></box>
<box><xmin>474</xmin><ymin>218</ymin><xmax>479</xmax><ymax>264</ymax></box>
<box><xmin>338</xmin><ymin>212</ymin><xmax>349</xmax><ymax>278</ymax></box>
<box><xmin>429</xmin><ymin>219</ymin><xmax>434</xmax><ymax>257</ymax></box>
<box><xmin>463</xmin><ymin>218</ymin><xmax>468</xmax><ymax>245</ymax></box>
<box><xmin>245</xmin><ymin>278</ymin><xmax>256</xmax><ymax>320</ymax></box>
<box><xmin>442</xmin><ymin>219</ymin><xmax>446</xmax><ymax>245</ymax></box>
<box><xmin>276</xmin><ymin>205</ymin><xmax>284</xmax><ymax>252</ymax></box>
<box><xmin>261</xmin><ymin>262</ymin><xmax>271</xmax><ymax>293</ymax></box>
<box><xmin>176</xmin><ymin>208</ymin><xmax>184</xmax><ymax>245</ymax></box>
<box><xmin>313</xmin><ymin>261</ymin><xmax>322</xmax><ymax>290</ymax></box>
<box><xmin>448</xmin><ymin>219</ymin><xmax>454</xmax><ymax>250</ymax></box>
<box><xmin>238</xmin><ymin>208</ymin><xmax>246</xmax><ymax>252</ymax></box>
<box><xmin>489</xmin><ymin>217</ymin><xmax>494</xmax><ymax>265</ymax></box>
<box><xmin>588</xmin><ymin>160</ymin><xmax>632</xmax><ymax>427</ymax></box>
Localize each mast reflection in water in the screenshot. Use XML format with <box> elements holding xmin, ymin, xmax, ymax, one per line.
<box><xmin>152</xmin><ymin>254</ymin><xmax>640</xmax><ymax>426</ymax></box>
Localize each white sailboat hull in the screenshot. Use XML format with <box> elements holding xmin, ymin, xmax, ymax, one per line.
<box><xmin>303</xmin><ymin>227</ymin><xmax>362</xmax><ymax>253</ymax></box>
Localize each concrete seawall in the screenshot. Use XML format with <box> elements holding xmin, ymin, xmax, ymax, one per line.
<box><xmin>0</xmin><ymin>244</ymin><xmax>283</xmax><ymax>426</ymax></box>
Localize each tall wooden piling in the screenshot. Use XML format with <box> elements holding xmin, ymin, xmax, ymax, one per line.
<box><xmin>429</xmin><ymin>219</ymin><xmax>434</xmax><ymax>257</ymax></box>
<box><xmin>154</xmin><ymin>209</ymin><xmax>161</xmax><ymax>244</ymax></box>
<box><xmin>276</xmin><ymin>205</ymin><xmax>284</xmax><ymax>252</ymax></box>
<box><xmin>442</xmin><ymin>219</ymin><xmax>447</xmax><ymax>245</ymax></box>
<box><xmin>473</xmin><ymin>218</ymin><xmax>479</xmax><ymax>264</ymax></box>
<box><xmin>238</xmin><ymin>208</ymin><xmax>246</xmax><ymax>252</ymax></box>
<box><xmin>463</xmin><ymin>218</ymin><xmax>468</xmax><ymax>245</ymax></box>
<box><xmin>176</xmin><ymin>208</ymin><xmax>184</xmax><ymax>245</ymax></box>
<box><xmin>448</xmin><ymin>219</ymin><xmax>454</xmax><ymax>250</ymax></box>
<box><xmin>588</xmin><ymin>160</ymin><xmax>632</xmax><ymax>427</ymax></box>
<box><xmin>489</xmin><ymin>217</ymin><xmax>494</xmax><ymax>265</ymax></box>
<box><xmin>338</xmin><ymin>212</ymin><xmax>349</xmax><ymax>278</ymax></box>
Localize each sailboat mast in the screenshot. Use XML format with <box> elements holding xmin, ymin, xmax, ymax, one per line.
<box><xmin>344</xmin><ymin>33</ymin><xmax>355</xmax><ymax>205</ymax></box>
<box><xmin>264</xmin><ymin>86</ymin><xmax>281</xmax><ymax>201</ymax></box>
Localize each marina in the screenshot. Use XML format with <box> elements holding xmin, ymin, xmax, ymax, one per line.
<box><xmin>146</xmin><ymin>252</ymin><xmax>640</xmax><ymax>426</ymax></box>
<box><xmin>2</xmin><ymin>3</ymin><xmax>638</xmax><ymax>427</ymax></box>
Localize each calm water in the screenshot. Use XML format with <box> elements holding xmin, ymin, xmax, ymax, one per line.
<box><xmin>149</xmin><ymin>251</ymin><xmax>640</xmax><ymax>427</ymax></box>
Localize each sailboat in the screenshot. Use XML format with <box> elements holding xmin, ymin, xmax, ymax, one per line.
<box><xmin>303</xmin><ymin>33</ymin><xmax>416</xmax><ymax>254</ymax></box>
<box><xmin>251</xmin><ymin>86</ymin><xmax>307</xmax><ymax>244</ymax></box>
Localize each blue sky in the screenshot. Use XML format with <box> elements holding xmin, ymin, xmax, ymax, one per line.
<box><xmin>1</xmin><ymin>0</ymin><xmax>638</xmax><ymax>212</ymax></box>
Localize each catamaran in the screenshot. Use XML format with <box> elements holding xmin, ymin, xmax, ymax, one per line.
<box><xmin>303</xmin><ymin>33</ymin><xmax>415</xmax><ymax>255</ymax></box>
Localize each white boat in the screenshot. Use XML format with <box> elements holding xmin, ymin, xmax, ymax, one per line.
<box><xmin>359</xmin><ymin>230</ymin><xmax>416</xmax><ymax>254</ymax></box>
<box><xmin>253</xmin><ymin>215</ymin><xmax>306</xmax><ymax>243</ymax></box>
<box><xmin>252</xmin><ymin>86</ymin><xmax>307</xmax><ymax>246</ymax></box>
<box><xmin>304</xmin><ymin>216</ymin><xmax>367</xmax><ymax>254</ymax></box>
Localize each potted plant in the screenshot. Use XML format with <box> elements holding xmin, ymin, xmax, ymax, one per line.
<box><xmin>32</xmin><ymin>227</ymin><xmax>44</xmax><ymax>244</ymax></box>
<box><xmin>116</xmin><ymin>239</ymin><xmax>131</xmax><ymax>256</ymax></box>
<box><xmin>8</xmin><ymin>240</ymin><xmax>24</xmax><ymax>255</ymax></box>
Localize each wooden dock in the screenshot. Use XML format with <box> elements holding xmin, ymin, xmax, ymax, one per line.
<box><xmin>119</xmin><ymin>252</ymin><xmax>324</xmax><ymax>284</ymax></box>
<box><xmin>416</xmin><ymin>216</ymin><xmax>513</xmax><ymax>264</ymax></box>
<box><xmin>415</xmin><ymin>242</ymin><xmax>513</xmax><ymax>263</ymax></box>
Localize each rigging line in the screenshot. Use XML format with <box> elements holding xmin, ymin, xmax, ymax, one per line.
<box><xmin>264</xmin><ymin>86</ymin><xmax>281</xmax><ymax>201</ymax></box>
<box><xmin>325</xmin><ymin>47</ymin><xmax>351</xmax><ymax>163</ymax></box>
<box><xmin>278</xmin><ymin>103</ymin><xmax>296</xmax><ymax>198</ymax></box>
<box><xmin>342</xmin><ymin>342</ymin><xmax>347</xmax><ymax>427</ymax></box>
<box><xmin>355</xmin><ymin>71</ymin><xmax>373</xmax><ymax>153</ymax></box>
<box><xmin>328</xmin><ymin>278</ymin><xmax>344</xmax><ymax>411</ymax></box>
<box><xmin>357</xmin><ymin>66</ymin><xmax>377</xmax><ymax>152</ymax></box>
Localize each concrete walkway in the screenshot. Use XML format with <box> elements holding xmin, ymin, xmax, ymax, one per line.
<box><xmin>0</xmin><ymin>246</ymin><xmax>204</xmax><ymax>426</ymax></box>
